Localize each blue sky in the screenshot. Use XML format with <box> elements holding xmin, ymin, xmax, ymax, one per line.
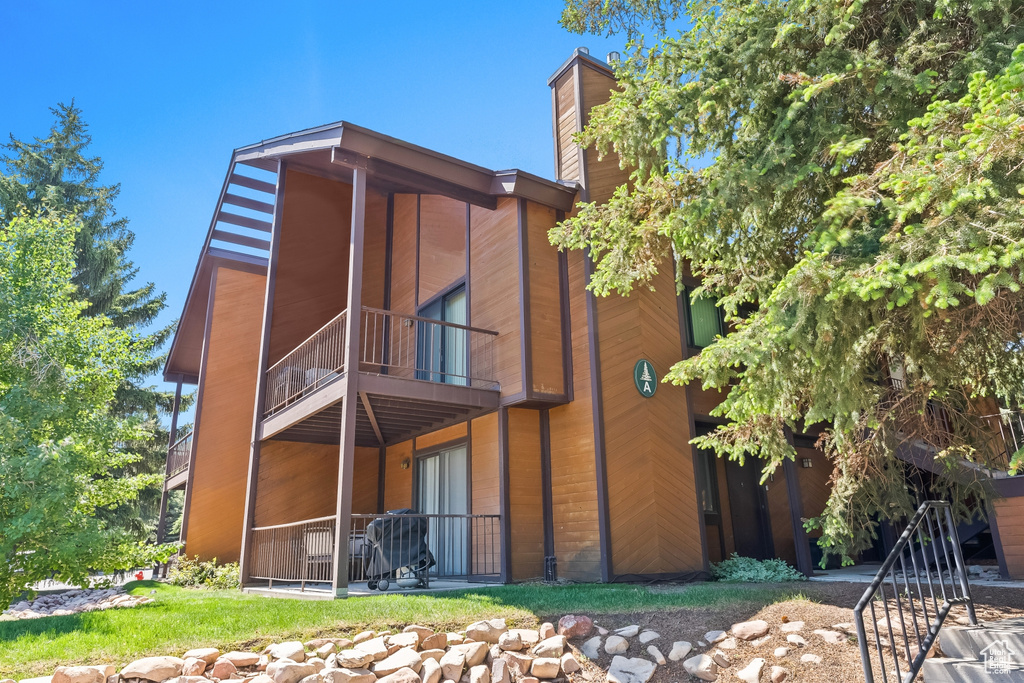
<box><xmin>1</xmin><ymin>1</ymin><xmax>623</xmax><ymax>412</ymax></box>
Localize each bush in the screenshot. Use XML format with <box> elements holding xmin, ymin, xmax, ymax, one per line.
<box><xmin>167</xmin><ymin>556</ymin><xmax>240</xmax><ymax>590</ymax></box>
<box><xmin>711</xmin><ymin>554</ymin><xmax>806</xmax><ymax>583</ymax></box>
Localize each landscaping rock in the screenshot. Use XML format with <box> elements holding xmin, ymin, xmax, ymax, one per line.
<box><xmin>718</xmin><ymin>638</ymin><xmax>737</xmax><ymax>650</ymax></box>
<box><xmin>180</xmin><ymin>660</ymin><xmax>205</xmax><ymax>679</ymax></box>
<box><xmin>335</xmin><ymin>651</ymin><xmax>374</xmax><ymax>669</ymax></box>
<box><xmin>530</xmin><ymin>636</ymin><xmax>565</xmax><ymax>659</ymax></box>
<box><xmin>751</xmin><ymin>636</ymin><xmax>771</xmax><ymax>647</ymax></box>
<box><xmin>488</xmin><ymin>660</ymin><xmax>509</xmax><ymax>683</ymax></box>
<box><xmin>353</xmin><ymin>638</ymin><xmax>390</xmax><ymax>662</ymax></box>
<box><xmin>307</xmin><ymin>658</ymin><xmax>325</xmax><ymax>673</ymax></box>
<box><xmin>736</xmin><ymin>658</ymin><xmax>764</xmax><ymax>683</ymax></box>
<box><xmin>250</xmin><ymin>676</ymin><xmax>275</xmax><ymax>683</ymax></box>
<box><xmin>581</xmin><ymin>636</ymin><xmax>602</xmax><ymax>660</ymax></box>
<box><xmin>121</xmin><ymin>657</ymin><xmax>185</xmax><ymax>682</ymax></box>
<box><xmin>454</xmin><ymin>643</ymin><xmax>489</xmax><ymax>668</ymax></box>
<box><xmin>419</xmin><ymin>650</ymin><xmax>446</xmax><ymax>664</ymax></box>
<box><xmin>388</xmin><ymin>633</ymin><xmax>420</xmax><ymax>650</ymax></box>
<box><xmin>538</xmin><ymin>623</ymin><xmax>555</xmax><ymax>640</ymax></box>
<box><xmin>507</xmin><ymin>630</ymin><xmax>539</xmax><ymax>648</ymax></box>
<box><xmin>353</xmin><ymin>632</ymin><xmax>375</xmax><ymax>644</ymax></box>
<box><xmin>704</xmin><ymin>630</ymin><xmax>727</xmax><ymax>644</ymax></box>
<box><xmin>528</xmin><ymin>659</ymin><xmax>559</xmax><ymax>680</ymax></box>
<box><xmin>374</xmin><ymin>649</ymin><xmax>423</xmax><ymax>677</ymax></box>
<box><xmin>296</xmin><ymin>674</ymin><xmax>319</xmax><ymax>683</ymax></box>
<box><xmin>646</xmin><ymin>646</ymin><xmax>665</xmax><ymax>666</ymax></box>
<box><xmin>711</xmin><ymin>650</ymin><xmax>731</xmax><ymax>668</ymax></box>
<box><xmin>604</xmin><ymin>636</ymin><xmax>629</xmax><ymax>655</ymax></box>
<box><xmin>597</xmin><ymin>627</ymin><xmax>609</xmax><ymax>636</ymax></box>
<box><xmin>420</xmin><ymin>659</ymin><xmax>441</xmax><ymax>683</ymax></box>
<box><xmin>682</xmin><ymin>654</ymin><xmax>718</xmax><ymax>682</ymax></box>
<box><xmin>269</xmin><ymin>643</ymin><xmax>306</xmax><ymax>663</ymax></box>
<box><xmin>446</xmin><ymin>634</ymin><xmax>465</xmax><ymax>646</ymax></box>
<box><xmin>468</xmin><ymin>665</ymin><xmax>489</xmax><ymax>683</ymax></box>
<box><xmin>785</xmin><ymin>635</ymin><xmax>806</xmax><ymax>648</ymax></box>
<box><xmin>496</xmin><ymin>632</ymin><xmax>521</xmax><ymax>652</ymax></box>
<box><xmin>520</xmin><ymin>678</ymin><xmax>539</xmax><ymax>683</ymax></box>
<box><xmin>607</xmin><ymin>656</ymin><xmax>656</xmax><ymax>683</ymax></box>
<box><xmin>404</xmin><ymin>625</ymin><xmax>434</xmax><ymax>640</ymax></box>
<box><xmin>265</xmin><ymin>662</ymin><xmax>315</xmax><ymax>683</ymax></box>
<box><xmin>316</xmin><ymin>643</ymin><xmax>337</xmax><ymax>659</ymax></box>
<box><xmin>322</xmin><ymin>669</ymin><xmax>374</xmax><ymax>683</ymax></box>
<box><xmin>376</xmin><ymin>668</ymin><xmax>421</xmax><ymax>683</ymax></box>
<box><xmin>52</xmin><ymin>667</ymin><xmax>106</xmax><ymax>683</ymax></box>
<box><xmin>556</xmin><ymin>615</ymin><xmax>593</xmax><ymax>639</ymax></box>
<box><xmin>779</xmin><ymin>621</ymin><xmax>803</xmax><ymax>633</ymax></box>
<box><xmin>800</xmin><ymin>654</ymin><xmax>822</xmax><ymax>665</ymax></box>
<box><xmin>223</xmin><ymin>653</ymin><xmax>261</xmax><ymax>668</ymax></box>
<box><xmin>183</xmin><ymin>649</ymin><xmax>221</xmax><ymax>665</ymax></box>
<box><xmin>732</xmin><ymin>620</ymin><xmax>769</xmax><ymax>641</ymax></box>
<box><xmin>466</xmin><ymin>620</ymin><xmax>507</xmax><ymax>644</ymax></box>
<box><xmin>773</xmin><ymin>647</ymin><xmax>789</xmax><ymax>657</ymax></box>
<box><xmin>497</xmin><ymin>653</ymin><xmax>532</xmax><ymax>678</ymax></box>
<box><xmin>210</xmin><ymin>659</ymin><xmax>238</xmax><ymax>680</ymax></box>
<box><xmin>770</xmin><ymin>666</ymin><xmax>789</xmax><ymax>683</ymax></box>
<box><xmin>668</xmin><ymin>642</ymin><xmax>692</xmax><ymax>662</ymax></box>
<box><xmin>813</xmin><ymin>629</ymin><xmax>845</xmax><ymax>645</ymax></box>
<box><xmin>613</xmin><ymin>625</ymin><xmax>640</xmax><ymax>638</ymax></box>
<box><xmin>637</xmin><ymin>631</ymin><xmax>659</xmax><ymax>644</ymax></box>
<box><xmin>420</xmin><ymin>634</ymin><xmax>447</xmax><ymax>651</ymax></box>
<box><xmin>439</xmin><ymin>650</ymin><xmax>466</xmax><ymax>681</ymax></box>
<box><xmin>559</xmin><ymin>653</ymin><xmax>580</xmax><ymax>674</ymax></box>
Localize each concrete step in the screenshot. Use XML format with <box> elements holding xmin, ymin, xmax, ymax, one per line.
<box><xmin>923</xmin><ymin>657</ymin><xmax>1024</xmax><ymax>681</ymax></box>
<box><xmin>939</xmin><ymin>618</ymin><xmax>1024</xmax><ymax>661</ymax></box>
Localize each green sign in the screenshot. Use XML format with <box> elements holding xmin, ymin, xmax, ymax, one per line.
<box><xmin>634</xmin><ymin>359</ymin><xmax>657</xmax><ymax>397</ymax></box>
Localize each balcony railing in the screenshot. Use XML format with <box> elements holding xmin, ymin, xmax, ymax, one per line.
<box><xmin>263</xmin><ymin>307</ymin><xmax>498</xmax><ymax>418</ymax></box>
<box><xmin>248</xmin><ymin>512</ymin><xmax>502</xmax><ymax>592</ymax></box>
<box><xmin>166</xmin><ymin>429</ymin><xmax>193</xmax><ymax>478</ymax></box>
<box><xmin>982</xmin><ymin>409</ymin><xmax>1024</xmax><ymax>474</ymax></box>
<box><xmin>265</xmin><ymin>311</ymin><xmax>347</xmax><ymax>416</ymax></box>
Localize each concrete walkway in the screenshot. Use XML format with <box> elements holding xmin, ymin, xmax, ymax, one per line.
<box><xmin>809</xmin><ymin>563</ymin><xmax>1024</xmax><ymax>589</ymax></box>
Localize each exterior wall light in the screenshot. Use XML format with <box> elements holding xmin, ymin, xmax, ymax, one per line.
<box><xmin>801</xmin><ymin>458</ymin><xmax>813</xmax><ymax>468</ymax></box>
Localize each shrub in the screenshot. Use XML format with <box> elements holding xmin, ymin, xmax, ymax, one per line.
<box><xmin>167</xmin><ymin>556</ymin><xmax>240</xmax><ymax>590</ymax></box>
<box><xmin>711</xmin><ymin>554</ymin><xmax>805</xmax><ymax>583</ymax></box>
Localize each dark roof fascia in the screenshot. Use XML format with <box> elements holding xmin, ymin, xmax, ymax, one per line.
<box><xmin>547</xmin><ymin>48</ymin><xmax>614</xmax><ymax>87</ymax></box>
<box><xmin>491</xmin><ymin>170</ymin><xmax>578</xmax><ymax>212</ymax></box>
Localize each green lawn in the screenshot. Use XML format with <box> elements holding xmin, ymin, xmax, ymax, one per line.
<box><xmin>0</xmin><ymin>581</ymin><xmax>808</xmax><ymax>678</ymax></box>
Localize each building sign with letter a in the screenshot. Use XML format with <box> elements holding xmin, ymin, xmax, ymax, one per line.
<box><xmin>633</xmin><ymin>359</ymin><xmax>657</xmax><ymax>398</ymax></box>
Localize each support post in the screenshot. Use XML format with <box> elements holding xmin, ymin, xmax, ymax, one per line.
<box><xmin>156</xmin><ymin>380</ymin><xmax>183</xmax><ymax>546</ymax></box>
<box><xmin>783</xmin><ymin>427</ymin><xmax>814</xmax><ymax>577</ymax></box>
<box><xmin>239</xmin><ymin>160</ymin><xmax>287</xmax><ymax>587</ymax></box>
<box><xmin>332</xmin><ymin>167</ymin><xmax>367</xmax><ymax>598</ymax></box>
<box><xmin>498</xmin><ymin>407</ymin><xmax>512</xmax><ymax>583</ymax></box>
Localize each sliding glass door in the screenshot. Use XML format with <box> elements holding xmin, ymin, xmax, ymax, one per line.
<box><xmin>416</xmin><ymin>285</ymin><xmax>468</xmax><ymax>385</ymax></box>
<box><xmin>417</xmin><ymin>445</ymin><xmax>470</xmax><ymax>576</ymax></box>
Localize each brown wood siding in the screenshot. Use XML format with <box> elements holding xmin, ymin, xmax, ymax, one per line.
<box><xmin>690</xmin><ymin>385</ymin><xmax>727</xmax><ymax>418</ymax></box>
<box><xmin>383</xmin><ymin>440</ymin><xmax>414</xmax><ymax>510</ymax></box>
<box><xmin>415</xmin><ymin>423</ymin><xmax>468</xmax><ymax>451</ymax></box>
<box><xmin>390</xmin><ymin>194</ymin><xmax>418</xmax><ymax>314</ymax></box>
<box><xmin>508</xmin><ymin>409</ymin><xmax>545</xmax><ymax>580</ymax></box>
<box><xmin>580</xmin><ymin>65</ymin><xmax>630</xmax><ymax>205</ymax></box>
<box><xmin>361</xmin><ymin>192</ymin><xmax>389</xmax><ymax>310</ymax></box>
<box><xmin>716</xmin><ymin>456</ymin><xmax>736</xmax><ymax>557</ymax></box>
<box><xmin>470</xmin><ymin>199</ymin><xmax>522</xmax><ymax>396</ymax></box>
<box><xmin>596</xmin><ymin>265</ymin><xmax>704</xmax><ymax>575</ymax></box>
<box><xmin>765</xmin><ymin>467</ymin><xmax>797</xmax><ymax>564</ymax></box>
<box><xmin>795</xmin><ymin>446</ymin><xmax>832</xmax><ymax>538</ymax></box>
<box><xmin>526</xmin><ymin>202</ymin><xmax>565</xmax><ymax>395</ymax></box>
<box><xmin>253</xmin><ymin>441</ymin><xmax>338</xmax><ymax>528</ymax></box>
<box><xmin>554</xmin><ymin>72</ymin><xmax>580</xmax><ymax>182</ymax></box>
<box><xmin>269</xmin><ymin>170</ymin><xmax>351</xmax><ymax>365</ymax></box>
<box><xmin>471</xmin><ymin>413</ymin><xmax>500</xmax><ymax>574</ymax></box>
<box><xmin>994</xmin><ymin>496</ymin><xmax>1024</xmax><ymax>578</ymax></box>
<box><xmin>352</xmin><ymin>446</ymin><xmax>380</xmax><ymax>515</ymax></box>
<box><xmin>418</xmin><ymin>195</ymin><xmax>467</xmax><ymax>306</ymax></box>
<box><xmin>547</xmin><ymin>250</ymin><xmax>601</xmax><ymax>580</ymax></box>
<box><xmin>186</xmin><ymin>268</ymin><xmax>265</xmax><ymax>563</ymax></box>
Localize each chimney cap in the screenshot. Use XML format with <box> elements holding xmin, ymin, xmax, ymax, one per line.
<box><xmin>606</xmin><ymin>51</ymin><xmax>621</xmax><ymax>64</ymax></box>
<box><xmin>578</xmin><ymin>46</ymin><xmax>590</xmax><ymax>54</ymax></box>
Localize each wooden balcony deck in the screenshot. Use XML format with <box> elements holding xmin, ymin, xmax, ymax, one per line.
<box><xmin>258</xmin><ymin>307</ymin><xmax>500</xmax><ymax>446</ymax></box>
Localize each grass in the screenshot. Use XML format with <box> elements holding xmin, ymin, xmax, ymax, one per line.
<box><xmin>0</xmin><ymin>581</ymin><xmax>809</xmax><ymax>678</ymax></box>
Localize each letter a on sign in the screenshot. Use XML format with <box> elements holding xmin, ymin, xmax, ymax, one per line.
<box><xmin>633</xmin><ymin>359</ymin><xmax>657</xmax><ymax>397</ymax></box>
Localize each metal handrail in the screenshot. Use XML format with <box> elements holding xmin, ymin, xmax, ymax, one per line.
<box><xmin>360</xmin><ymin>306</ymin><xmax>500</xmax><ymax>336</ymax></box>
<box><xmin>853</xmin><ymin>501</ymin><xmax>976</xmax><ymax>683</ymax></box>
<box><xmin>166</xmin><ymin>429</ymin><xmax>193</xmax><ymax>478</ymax></box>
<box><xmin>251</xmin><ymin>515</ymin><xmax>336</xmax><ymax>532</ymax></box>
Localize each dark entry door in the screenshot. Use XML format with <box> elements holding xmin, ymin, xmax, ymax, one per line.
<box><xmin>724</xmin><ymin>459</ymin><xmax>773</xmax><ymax>560</ymax></box>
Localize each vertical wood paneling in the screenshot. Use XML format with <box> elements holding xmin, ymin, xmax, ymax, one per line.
<box><xmin>253</xmin><ymin>441</ymin><xmax>339</xmax><ymax>527</ymax></box>
<box><xmin>361</xmin><ymin>192</ymin><xmax>389</xmax><ymax>310</ymax></box>
<box><xmin>716</xmin><ymin>456</ymin><xmax>736</xmax><ymax>557</ymax></box>
<box><xmin>418</xmin><ymin>195</ymin><xmax>467</xmax><ymax>305</ymax></box>
<box><xmin>597</xmin><ymin>265</ymin><xmax>704</xmax><ymax>575</ymax></box>
<box><xmin>579</xmin><ymin>65</ymin><xmax>630</xmax><ymax>205</ymax></box>
<box><xmin>795</xmin><ymin>446</ymin><xmax>832</xmax><ymax>540</ymax></box>
<box><xmin>554</xmin><ymin>73</ymin><xmax>580</xmax><ymax>181</ymax></box>
<box><xmin>389</xmin><ymin>194</ymin><xmax>418</xmax><ymax>316</ymax></box>
<box><xmin>994</xmin><ymin>497</ymin><xmax>1024</xmax><ymax>578</ymax></box>
<box><xmin>547</xmin><ymin>250</ymin><xmax>602</xmax><ymax>581</ymax></box>
<box><xmin>765</xmin><ymin>468</ymin><xmax>796</xmax><ymax>564</ymax></box>
<box><xmin>508</xmin><ymin>409</ymin><xmax>545</xmax><ymax>580</ymax></box>
<box><xmin>526</xmin><ymin>202</ymin><xmax>565</xmax><ymax>396</ymax></box>
<box><xmin>471</xmin><ymin>413</ymin><xmax>500</xmax><ymax>574</ymax></box>
<box><xmin>470</xmin><ymin>199</ymin><xmax>522</xmax><ymax>396</ymax></box>
<box><xmin>383</xmin><ymin>440</ymin><xmax>414</xmax><ymax>511</ymax></box>
<box><xmin>186</xmin><ymin>268</ymin><xmax>265</xmax><ymax>563</ymax></box>
<box><xmin>415</xmin><ymin>423</ymin><xmax>468</xmax><ymax>451</ymax></box>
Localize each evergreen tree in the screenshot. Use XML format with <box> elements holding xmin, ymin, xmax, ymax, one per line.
<box><xmin>555</xmin><ymin>0</ymin><xmax>1024</xmax><ymax>561</ymax></box>
<box><xmin>0</xmin><ymin>103</ymin><xmax>174</xmax><ymax>540</ymax></box>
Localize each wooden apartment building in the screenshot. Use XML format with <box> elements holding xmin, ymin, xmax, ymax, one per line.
<box><xmin>159</xmin><ymin>49</ymin><xmax>1024</xmax><ymax>596</ymax></box>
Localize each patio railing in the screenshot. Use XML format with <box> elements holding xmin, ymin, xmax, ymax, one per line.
<box><xmin>166</xmin><ymin>429</ymin><xmax>193</xmax><ymax>478</ymax></box>
<box><xmin>263</xmin><ymin>308</ymin><xmax>499</xmax><ymax>418</ymax></box>
<box><xmin>250</xmin><ymin>516</ymin><xmax>337</xmax><ymax>592</ymax></box>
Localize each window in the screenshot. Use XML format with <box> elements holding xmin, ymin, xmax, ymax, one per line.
<box><xmin>685</xmin><ymin>286</ymin><xmax>724</xmax><ymax>348</ymax></box>
<box><xmin>695</xmin><ymin>448</ymin><xmax>719</xmax><ymax>515</ymax></box>
<box><xmin>416</xmin><ymin>284</ymin><xmax>468</xmax><ymax>385</ymax></box>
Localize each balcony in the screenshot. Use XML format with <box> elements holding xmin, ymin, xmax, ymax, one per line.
<box><xmin>165</xmin><ymin>428</ymin><xmax>193</xmax><ymax>490</ymax></box>
<box><xmin>259</xmin><ymin>307</ymin><xmax>501</xmax><ymax>446</ymax></box>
